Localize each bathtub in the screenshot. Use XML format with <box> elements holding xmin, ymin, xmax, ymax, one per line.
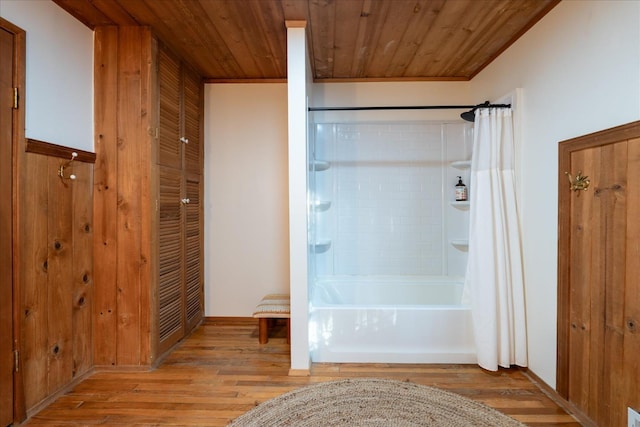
<box><xmin>309</xmin><ymin>276</ymin><xmax>476</xmax><ymax>364</ymax></box>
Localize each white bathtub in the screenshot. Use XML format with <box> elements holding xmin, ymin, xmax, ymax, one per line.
<box><xmin>309</xmin><ymin>276</ymin><xmax>476</xmax><ymax>364</ymax></box>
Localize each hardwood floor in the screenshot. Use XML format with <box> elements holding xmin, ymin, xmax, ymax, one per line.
<box><xmin>23</xmin><ymin>318</ymin><xmax>580</xmax><ymax>426</ymax></box>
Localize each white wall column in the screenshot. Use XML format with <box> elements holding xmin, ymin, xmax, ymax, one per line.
<box><xmin>286</xmin><ymin>20</ymin><xmax>310</xmax><ymax>373</ymax></box>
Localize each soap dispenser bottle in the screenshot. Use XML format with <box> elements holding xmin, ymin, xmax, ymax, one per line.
<box><xmin>455</xmin><ymin>176</ymin><xmax>468</xmax><ymax>201</ymax></box>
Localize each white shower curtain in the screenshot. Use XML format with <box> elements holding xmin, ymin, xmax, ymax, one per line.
<box><xmin>465</xmin><ymin>107</ymin><xmax>528</xmax><ymax>371</ymax></box>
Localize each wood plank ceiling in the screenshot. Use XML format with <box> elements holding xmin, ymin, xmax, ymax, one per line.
<box><xmin>53</xmin><ymin>0</ymin><xmax>560</xmax><ymax>82</ymax></box>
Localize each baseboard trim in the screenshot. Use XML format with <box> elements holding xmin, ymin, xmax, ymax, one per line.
<box><xmin>25</xmin><ymin>368</ymin><xmax>95</xmax><ymax>420</ymax></box>
<box><xmin>520</xmin><ymin>368</ymin><xmax>596</xmax><ymax>427</ymax></box>
<box><xmin>288</xmin><ymin>368</ymin><xmax>310</xmax><ymax>377</ymax></box>
<box><xmin>93</xmin><ymin>364</ymin><xmax>154</xmax><ymax>372</ymax></box>
<box><xmin>204</xmin><ymin>316</ymin><xmax>255</xmax><ymax>324</ymax></box>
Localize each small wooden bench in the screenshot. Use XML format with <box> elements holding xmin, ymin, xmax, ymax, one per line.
<box><xmin>252</xmin><ymin>294</ymin><xmax>290</xmax><ymax>344</ymax></box>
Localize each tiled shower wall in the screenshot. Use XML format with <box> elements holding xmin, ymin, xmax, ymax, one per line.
<box><xmin>312</xmin><ymin>122</ymin><xmax>471</xmax><ymax>277</ymax></box>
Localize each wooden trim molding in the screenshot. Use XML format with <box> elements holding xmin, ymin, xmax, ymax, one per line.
<box><xmin>285</xmin><ymin>20</ymin><xmax>307</xmax><ymax>28</ymax></box>
<box><xmin>204</xmin><ymin>78</ymin><xmax>287</xmax><ymax>84</ymax></box>
<box><xmin>521</xmin><ymin>368</ymin><xmax>596</xmax><ymax>427</ymax></box>
<box><xmin>25</xmin><ymin>138</ymin><xmax>96</xmax><ymax>163</ymax></box>
<box><xmin>1</xmin><ymin>15</ymin><xmax>28</xmax><ymax>424</ymax></box>
<box><xmin>204</xmin><ymin>316</ymin><xmax>255</xmax><ymax>324</ymax></box>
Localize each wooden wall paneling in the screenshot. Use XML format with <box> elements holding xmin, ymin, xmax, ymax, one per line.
<box><xmin>138</xmin><ymin>30</ymin><xmax>155</xmax><ymax>367</ymax></box>
<box><xmin>45</xmin><ymin>157</ymin><xmax>74</xmax><ymax>396</ymax></box>
<box><xmin>93</xmin><ymin>25</ymin><xmax>119</xmax><ymax>367</ymax></box>
<box><xmin>21</xmin><ymin>153</ymin><xmax>49</xmax><ymax>409</ymax></box>
<box><xmin>587</xmin><ymin>145</ymin><xmax>605</xmax><ymax>422</ymax></box>
<box><xmin>18</xmin><ymin>149</ymin><xmax>94</xmax><ymax>409</ymax></box>
<box><xmin>624</xmin><ymin>137</ymin><xmax>640</xmax><ymax>417</ymax></box>
<box><xmin>71</xmin><ymin>162</ymin><xmax>94</xmax><ymax>378</ymax></box>
<box><xmin>116</xmin><ymin>26</ymin><xmax>146</xmax><ymax>366</ymax></box>
<box><xmin>600</xmin><ymin>141</ymin><xmax>628</xmax><ymax>425</ymax></box>
<box><xmin>566</xmin><ymin>147</ymin><xmax>593</xmax><ymax>413</ymax></box>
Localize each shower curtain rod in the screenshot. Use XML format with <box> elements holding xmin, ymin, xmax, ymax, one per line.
<box><xmin>307</xmin><ymin>103</ymin><xmax>511</xmax><ymax>112</ymax></box>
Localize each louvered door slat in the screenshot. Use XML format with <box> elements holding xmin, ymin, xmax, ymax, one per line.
<box><xmin>158</xmin><ymin>48</ymin><xmax>181</xmax><ymax>169</ymax></box>
<box><xmin>183</xmin><ymin>68</ymin><xmax>201</xmax><ymax>175</ymax></box>
<box><xmin>158</xmin><ymin>167</ymin><xmax>184</xmax><ymax>351</ymax></box>
<box><xmin>185</xmin><ymin>176</ymin><xmax>202</xmax><ymax>330</ymax></box>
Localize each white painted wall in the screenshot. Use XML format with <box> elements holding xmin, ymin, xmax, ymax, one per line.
<box><xmin>469</xmin><ymin>0</ymin><xmax>640</xmax><ymax>388</ymax></box>
<box><xmin>0</xmin><ymin>0</ymin><xmax>93</xmax><ymax>152</ymax></box>
<box><xmin>203</xmin><ymin>83</ymin><xmax>289</xmax><ymax>316</ymax></box>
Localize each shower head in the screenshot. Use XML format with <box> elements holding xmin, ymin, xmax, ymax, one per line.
<box><xmin>460</xmin><ymin>101</ymin><xmax>489</xmax><ymax>122</ymax></box>
<box><xmin>460</xmin><ymin>110</ymin><xmax>476</xmax><ymax>122</ymax></box>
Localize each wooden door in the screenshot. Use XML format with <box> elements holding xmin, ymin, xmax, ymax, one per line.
<box><xmin>184</xmin><ymin>174</ymin><xmax>202</xmax><ymax>331</ymax></box>
<box><xmin>158</xmin><ymin>167</ymin><xmax>184</xmax><ymax>354</ymax></box>
<box><xmin>156</xmin><ymin>45</ymin><xmax>203</xmax><ymax>355</ymax></box>
<box><xmin>183</xmin><ymin>67</ymin><xmax>202</xmax><ymax>175</ymax></box>
<box><xmin>0</xmin><ymin>26</ymin><xmax>14</xmax><ymax>427</ymax></box>
<box><xmin>158</xmin><ymin>48</ymin><xmax>181</xmax><ymax>170</ymax></box>
<box><xmin>182</xmin><ymin>65</ymin><xmax>203</xmax><ymax>333</ymax></box>
<box><xmin>557</xmin><ymin>122</ymin><xmax>640</xmax><ymax>427</ymax></box>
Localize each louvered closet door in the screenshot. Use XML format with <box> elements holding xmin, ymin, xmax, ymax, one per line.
<box><xmin>158</xmin><ymin>167</ymin><xmax>184</xmax><ymax>353</ymax></box>
<box><xmin>183</xmin><ymin>67</ymin><xmax>201</xmax><ymax>175</ymax></box>
<box><xmin>184</xmin><ymin>174</ymin><xmax>202</xmax><ymax>331</ymax></box>
<box><xmin>158</xmin><ymin>48</ymin><xmax>181</xmax><ymax>170</ymax></box>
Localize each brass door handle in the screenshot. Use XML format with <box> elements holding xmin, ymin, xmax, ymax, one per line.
<box><xmin>565</xmin><ymin>171</ymin><xmax>590</xmax><ymax>192</ymax></box>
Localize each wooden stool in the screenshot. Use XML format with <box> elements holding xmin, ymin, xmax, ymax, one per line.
<box><xmin>252</xmin><ymin>294</ymin><xmax>290</xmax><ymax>344</ymax></box>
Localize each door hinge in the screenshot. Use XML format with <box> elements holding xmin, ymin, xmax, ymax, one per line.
<box><xmin>14</xmin><ymin>350</ymin><xmax>19</xmax><ymax>372</ymax></box>
<box><xmin>13</xmin><ymin>87</ymin><xmax>19</xmax><ymax>109</ymax></box>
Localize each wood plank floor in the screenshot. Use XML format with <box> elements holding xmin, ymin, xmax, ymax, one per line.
<box><xmin>23</xmin><ymin>318</ymin><xmax>581</xmax><ymax>426</ymax></box>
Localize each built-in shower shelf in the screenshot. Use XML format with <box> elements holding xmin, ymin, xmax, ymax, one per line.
<box><xmin>310</xmin><ymin>240</ymin><xmax>332</xmax><ymax>253</ymax></box>
<box><xmin>451</xmin><ymin>160</ymin><xmax>471</xmax><ymax>169</ymax></box>
<box><xmin>450</xmin><ymin>201</ymin><xmax>470</xmax><ymax>208</ymax></box>
<box><xmin>450</xmin><ymin>239</ymin><xmax>469</xmax><ymax>248</ymax></box>
<box><xmin>310</xmin><ymin>200</ymin><xmax>331</xmax><ymax>212</ymax></box>
<box><xmin>309</xmin><ymin>160</ymin><xmax>331</xmax><ymax>171</ymax></box>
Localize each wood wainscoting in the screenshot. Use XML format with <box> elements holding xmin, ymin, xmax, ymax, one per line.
<box><xmin>557</xmin><ymin>121</ymin><xmax>640</xmax><ymax>426</ymax></box>
<box><xmin>19</xmin><ymin>139</ymin><xmax>95</xmax><ymax>415</ymax></box>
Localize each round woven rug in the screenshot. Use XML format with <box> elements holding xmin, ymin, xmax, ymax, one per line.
<box><xmin>229</xmin><ymin>378</ymin><xmax>526</xmax><ymax>426</ymax></box>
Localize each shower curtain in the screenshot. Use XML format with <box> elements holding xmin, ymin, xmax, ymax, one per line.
<box><xmin>465</xmin><ymin>107</ymin><xmax>528</xmax><ymax>371</ymax></box>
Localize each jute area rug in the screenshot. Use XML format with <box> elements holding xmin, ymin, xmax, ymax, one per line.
<box><xmin>228</xmin><ymin>378</ymin><xmax>526</xmax><ymax>426</ymax></box>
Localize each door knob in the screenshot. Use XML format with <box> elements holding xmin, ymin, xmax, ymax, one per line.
<box><xmin>181</xmin><ymin>198</ymin><xmax>190</xmax><ymax>204</ymax></box>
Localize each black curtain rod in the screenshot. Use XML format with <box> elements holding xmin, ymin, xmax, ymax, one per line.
<box><xmin>308</xmin><ymin>103</ymin><xmax>511</xmax><ymax>112</ymax></box>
